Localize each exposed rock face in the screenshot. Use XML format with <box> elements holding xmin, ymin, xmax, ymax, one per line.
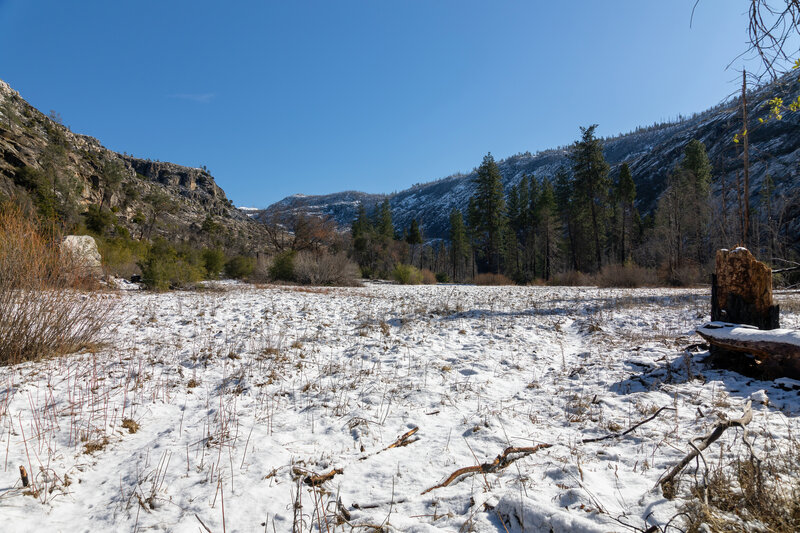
<box><xmin>0</xmin><ymin>78</ymin><xmax>269</xmax><ymax>252</ymax></box>
<box><xmin>264</xmin><ymin>73</ymin><xmax>800</xmax><ymax>246</ymax></box>
<box><xmin>711</xmin><ymin>248</ymin><xmax>778</xmax><ymax>329</ymax></box>
<box><xmin>61</xmin><ymin>235</ymin><xmax>102</xmax><ymax>277</ymax></box>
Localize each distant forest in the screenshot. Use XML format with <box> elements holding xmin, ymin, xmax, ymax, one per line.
<box><xmin>346</xmin><ymin>124</ymin><xmax>798</xmax><ymax>287</ymax></box>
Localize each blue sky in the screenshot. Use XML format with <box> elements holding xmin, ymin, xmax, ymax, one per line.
<box><xmin>0</xmin><ymin>1</ymin><xmax>767</xmax><ymax>207</ymax></box>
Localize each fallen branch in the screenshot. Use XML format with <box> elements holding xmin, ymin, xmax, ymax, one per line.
<box><xmin>303</xmin><ymin>468</ymin><xmax>343</xmax><ymax>486</ymax></box>
<box><xmin>358</xmin><ymin>427</ymin><xmax>421</xmax><ymax>461</ymax></box>
<box><xmin>384</xmin><ymin>427</ymin><xmax>419</xmax><ymax>450</ymax></box>
<box><xmin>582</xmin><ymin>406</ymin><xmax>676</xmax><ymax>444</ymax></box>
<box><xmin>658</xmin><ymin>401</ymin><xmax>753</xmax><ymax>498</ymax></box>
<box><xmin>195</xmin><ymin>513</ymin><xmax>212</xmax><ymax>533</ymax></box>
<box><xmin>422</xmin><ymin>444</ymin><xmax>552</xmax><ymax>494</ymax></box>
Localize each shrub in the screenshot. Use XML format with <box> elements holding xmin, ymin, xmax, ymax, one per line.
<box><xmin>267</xmin><ymin>251</ymin><xmax>295</xmax><ymax>281</ymax></box>
<box><xmin>96</xmin><ymin>235</ymin><xmax>148</xmax><ymax>278</ymax></box>
<box><xmin>392</xmin><ymin>264</ymin><xmax>423</xmax><ymax>285</ymax></box>
<box><xmin>84</xmin><ymin>205</ymin><xmax>114</xmax><ymax>234</ymax></box>
<box><xmin>550</xmin><ymin>270</ymin><xmax>592</xmax><ymax>286</ymax></box>
<box><xmin>594</xmin><ymin>264</ymin><xmax>658</xmax><ymax>288</ymax></box>
<box><xmin>664</xmin><ymin>264</ymin><xmax>706</xmax><ymax>287</ymax></box>
<box><xmin>138</xmin><ymin>238</ymin><xmax>205</xmax><ymax>290</ymax></box>
<box><xmin>252</xmin><ymin>253</ymin><xmax>272</xmax><ymax>282</ymax></box>
<box><xmin>0</xmin><ymin>205</ymin><xmax>112</xmax><ymax>364</ymax></box>
<box><xmin>473</xmin><ymin>273</ymin><xmax>514</xmax><ymax>285</ymax></box>
<box><xmin>420</xmin><ymin>269</ymin><xmax>437</xmax><ymax>284</ymax></box>
<box><xmin>293</xmin><ymin>251</ymin><xmax>361</xmax><ymax>286</ymax></box>
<box><xmin>435</xmin><ymin>272</ymin><xmax>451</xmax><ymax>283</ymax></box>
<box><xmin>202</xmin><ymin>248</ymin><xmax>226</xmax><ymax>279</ymax></box>
<box><xmin>225</xmin><ymin>254</ymin><xmax>256</xmax><ymax>280</ymax></box>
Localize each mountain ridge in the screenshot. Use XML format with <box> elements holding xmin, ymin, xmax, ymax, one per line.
<box><xmin>0</xmin><ymin>78</ymin><xmax>269</xmax><ymax>251</ymax></box>
<box><xmin>261</xmin><ymin>75</ymin><xmax>800</xmax><ymax>245</ymax></box>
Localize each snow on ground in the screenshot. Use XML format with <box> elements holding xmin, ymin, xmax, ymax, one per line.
<box><xmin>1</xmin><ymin>284</ymin><xmax>799</xmax><ymax>532</ymax></box>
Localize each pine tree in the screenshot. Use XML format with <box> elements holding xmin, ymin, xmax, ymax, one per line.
<box><xmin>554</xmin><ymin>166</ymin><xmax>579</xmax><ymax>271</ymax></box>
<box><xmin>406</xmin><ymin>218</ymin><xmax>423</xmax><ymax>265</ymax></box>
<box><xmin>467</xmin><ymin>196</ymin><xmax>480</xmax><ymax>278</ymax></box>
<box><xmin>449</xmin><ymin>208</ymin><xmax>469</xmax><ymax>281</ymax></box>
<box><xmin>680</xmin><ymin>139</ymin><xmax>712</xmax><ymax>262</ymax></box>
<box><xmin>615</xmin><ymin>163</ymin><xmax>636</xmax><ymax>264</ymax></box>
<box><xmin>471</xmin><ymin>153</ymin><xmax>507</xmax><ymax>274</ymax></box>
<box><xmin>526</xmin><ymin>175</ymin><xmax>540</xmax><ymax>278</ymax></box>
<box><xmin>506</xmin><ymin>182</ymin><xmax>524</xmax><ymax>277</ymax></box>
<box><xmin>570</xmin><ymin>125</ymin><xmax>610</xmax><ymax>272</ymax></box>
<box><xmin>376</xmin><ymin>199</ymin><xmax>394</xmax><ymax>244</ymax></box>
<box><xmin>538</xmin><ymin>177</ymin><xmax>560</xmax><ymax>280</ymax></box>
<box><xmin>352</xmin><ymin>203</ymin><xmax>378</xmax><ymax>276</ymax></box>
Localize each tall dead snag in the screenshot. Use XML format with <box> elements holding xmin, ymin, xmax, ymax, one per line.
<box><xmin>711</xmin><ymin>248</ymin><xmax>779</xmax><ymax>330</ymax></box>
<box><xmin>659</xmin><ymin>401</ymin><xmax>753</xmax><ymax>499</ymax></box>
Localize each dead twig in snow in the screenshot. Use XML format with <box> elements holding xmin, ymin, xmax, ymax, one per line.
<box><xmin>304</xmin><ymin>468</ymin><xmax>343</xmax><ymax>487</ymax></box>
<box><xmin>421</xmin><ymin>444</ymin><xmax>552</xmax><ymax>494</ymax></box>
<box><xmin>658</xmin><ymin>401</ymin><xmax>753</xmax><ymax>498</ymax></box>
<box><xmin>383</xmin><ymin>427</ymin><xmax>419</xmax><ymax>450</ymax></box>
<box><xmin>582</xmin><ymin>406</ymin><xmax>676</xmax><ymax>444</ymax></box>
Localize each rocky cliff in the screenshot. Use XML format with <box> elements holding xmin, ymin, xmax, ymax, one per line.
<box><xmin>0</xmin><ymin>78</ymin><xmax>268</xmax><ymax>251</ymax></box>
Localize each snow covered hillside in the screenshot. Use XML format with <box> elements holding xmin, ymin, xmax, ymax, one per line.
<box><xmin>2</xmin><ymin>285</ymin><xmax>799</xmax><ymax>531</ymax></box>
<box><xmin>262</xmin><ymin>73</ymin><xmax>800</xmax><ymax>243</ymax></box>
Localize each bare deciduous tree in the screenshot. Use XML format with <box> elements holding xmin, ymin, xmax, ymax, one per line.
<box><xmin>745</xmin><ymin>0</ymin><xmax>800</xmax><ymax>79</ymax></box>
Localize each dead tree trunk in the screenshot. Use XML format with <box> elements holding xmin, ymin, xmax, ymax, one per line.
<box><xmin>710</xmin><ymin>248</ymin><xmax>779</xmax><ymax>330</ymax></box>
<box><xmin>697</xmin><ymin>322</ymin><xmax>800</xmax><ymax>379</ymax></box>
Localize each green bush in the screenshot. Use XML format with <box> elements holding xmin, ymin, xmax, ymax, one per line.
<box><xmin>392</xmin><ymin>264</ymin><xmax>423</xmax><ymax>285</ymax></box>
<box><xmin>12</xmin><ymin>166</ymin><xmax>57</xmax><ymax>219</ymax></box>
<box><xmin>138</xmin><ymin>238</ymin><xmax>204</xmax><ymax>290</ymax></box>
<box><xmin>85</xmin><ymin>205</ymin><xmax>114</xmax><ymax>234</ymax></box>
<box><xmin>96</xmin><ymin>235</ymin><xmax>148</xmax><ymax>278</ymax></box>
<box><xmin>435</xmin><ymin>272</ymin><xmax>451</xmax><ymax>283</ymax></box>
<box><xmin>268</xmin><ymin>251</ymin><xmax>295</xmax><ymax>281</ymax></box>
<box><xmin>225</xmin><ymin>255</ymin><xmax>256</xmax><ymax>280</ymax></box>
<box><xmin>203</xmin><ymin>248</ymin><xmax>226</xmax><ymax>279</ymax></box>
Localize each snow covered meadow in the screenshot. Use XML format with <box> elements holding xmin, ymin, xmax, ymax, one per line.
<box><xmin>1</xmin><ymin>283</ymin><xmax>799</xmax><ymax>532</ymax></box>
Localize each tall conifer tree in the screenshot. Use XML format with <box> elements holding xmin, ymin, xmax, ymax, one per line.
<box><xmin>570</xmin><ymin>125</ymin><xmax>610</xmax><ymax>272</ymax></box>
<box><xmin>471</xmin><ymin>153</ymin><xmax>506</xmax><ymax>274</ymax></box>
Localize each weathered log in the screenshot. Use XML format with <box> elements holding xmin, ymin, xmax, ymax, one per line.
<box><xmin>697</xmin><ymin>322</ymin><xmax>800</xmax><ymax>379</ymax></box>
<box><xmin>711</xmin><ymin>248</ymin><xmax>779</xmax><ymax>330</ymax></box>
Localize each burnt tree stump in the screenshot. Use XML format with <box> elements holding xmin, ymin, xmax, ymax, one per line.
<box><xmin>704</xmin><ymin>248</ymin><xmax>793</xmax><ymax>378</ymax></box>
<box><xmin>710</xmin><ymin>248</ymin><xmax>779</xmax><ymax>330</ymax></box>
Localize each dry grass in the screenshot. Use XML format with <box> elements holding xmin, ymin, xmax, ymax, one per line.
<box><xmin>293</xmin><ymin>251</ymin><xmax>362</xmax><ymax>286</ymax></box>
<box><xmin>420</xmin><ymin>268</ymin><xmax>437</xmax><ymax>284</ymax></box>
<box><xmin>550</xmin><ymin>270</ymin><xmax>592</xmax><ymax>286</ymax></box>
<box><xmin>593</xmin><ymin>264</ymin><xmax>658</xmax><ymax>288</ymax></box>
<box><xmin>472</xmin><ymin>273</ymin><xmax>514</xmax><ymax>285</ymax></box>
<box><xmin>682</xmin><ymin>433</ymin><xmax>800</xmax><ymax>532</ymax></box>
<box><xmin>121</xmin><ymin>418</ymin><xmax>140</xmax><ymax>434</ymax></box>
<box><xmin>0</xmin><ymin>205</ymin><xmax>113</xmax><ymax>365</ymax></box>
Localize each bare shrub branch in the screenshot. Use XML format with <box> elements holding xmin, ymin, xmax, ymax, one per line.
<box><xmin>0</xmin><ymin>205</ymin><xmax>114</xmax><ymax>364</ymax></box>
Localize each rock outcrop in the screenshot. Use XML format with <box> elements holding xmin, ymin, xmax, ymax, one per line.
<box><xmin>0</xmin><ymin>78</ymin><xmax>269</xmax><ymax>252</ymax></box>
<box><xmin>61</xmin><ymin>235</ymin><xmax>103</xmax><ymax>277</ymax></box>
